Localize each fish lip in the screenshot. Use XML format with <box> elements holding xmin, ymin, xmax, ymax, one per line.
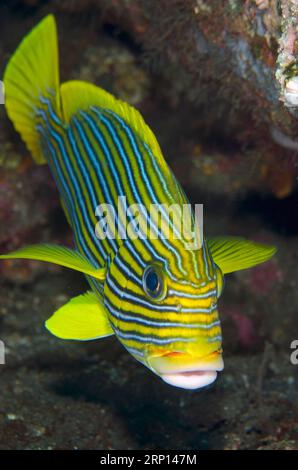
<box><xmin>161</xmin><ymin>370</ymin><xmax>218</xmax><ymax>390</ymax></box>
<box><xmin>161</xmin><ymin>361</ymin><xmax>224</xmax><ymax>374</ymax></box>
<box><xmin>147</xmin><ymin>350</ymin><xmax>224</xmax><ymax>389</ymax></box>
<box><xmin>148</xmin><ymin>349</ymin><xmax>224</xmax><ymax>375</ymax></box>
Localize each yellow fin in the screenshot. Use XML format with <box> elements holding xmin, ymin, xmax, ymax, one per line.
<box><xmin>0</xmin><ymin>244</ymin><xmax>105</xmax><ymax>280</ymax></box>
<box><xmin>60</xmin><ymin>80</ymin><xmax>164</xmax><ymax>164</ymax></box>
<box><xmin>45</xmin><ymin>291</ymin><xmax>113</xmax><ymax>340</ymax></box>
<box><xmin>4</xmin><ymin>15</ymin><xmax>61</xmax><ymax>163</ymax></box>
<box><xmin>207</xmin><ymin>237</ymin><xmax>277</xmax><ymax>274</ymax></box>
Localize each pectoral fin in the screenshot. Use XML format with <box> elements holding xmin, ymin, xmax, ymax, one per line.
<box><xmin>0</xmin><ymin>244</ymin><xmax>105</xmax><ymax>280</ymax></box>
<box><xmin>207</xmin><ymin>237</ymin><xmax>277</xmax><ymax>274</ymax></box>
<box><xmin>45</xmin><ymin>291</ymin><xmax>114</xmax><ymax>340</ymax></box>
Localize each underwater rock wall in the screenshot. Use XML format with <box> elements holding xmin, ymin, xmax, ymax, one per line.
<box><xmin>12</xmin><ymin>0</ymin><xmax>298</xmax><ymax>201</ymax></box>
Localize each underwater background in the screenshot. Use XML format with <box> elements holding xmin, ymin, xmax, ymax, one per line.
<box><xmin>0</xmin><ymin>0</ymin><xmax>297</xmax><ymax>450</ymax></box>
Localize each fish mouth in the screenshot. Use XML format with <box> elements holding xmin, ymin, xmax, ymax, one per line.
<box><xmin>148</xmin><ymin>350</ymin><xmax>224</xmax><ymax>390</ymax></box>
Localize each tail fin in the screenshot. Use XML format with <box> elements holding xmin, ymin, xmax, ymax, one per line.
<box><xmin>3</xmin><ymin>15</ymin><xmax>61</xmax><ymax>164</ymax></box>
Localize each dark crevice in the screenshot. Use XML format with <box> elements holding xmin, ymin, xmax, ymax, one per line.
<box><xmin>237</xmin><ymin>191</ymin><xmax>298</xmax><ymax>237</ymax></box>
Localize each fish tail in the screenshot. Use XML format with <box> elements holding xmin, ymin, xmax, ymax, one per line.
<box><xmin>3</xmin><ymin>15</ymin><xmax>61</xmax><ymax>164</ymax></box>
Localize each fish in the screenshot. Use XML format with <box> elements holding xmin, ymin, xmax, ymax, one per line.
<box><xmin>0</xmin><ymin>15</ymin><xmax>276</xmax><ymax>390</ymax></box>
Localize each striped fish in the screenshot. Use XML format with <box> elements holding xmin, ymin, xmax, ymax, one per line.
<box><xmin>0</xmin><ymin>16</ymin><xmax>276</xmax><ymax>389</ymax></box>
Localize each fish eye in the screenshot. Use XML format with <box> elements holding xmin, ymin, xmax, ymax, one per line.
<box><xmin>142</xmin><ymin>266</ymin><xmax>164</xmax><ymax>300</ymax></box>
<box><xmin>215</xmin><ymin>265</ymin><xmax>225</xmax><ymax>298</ymax></box>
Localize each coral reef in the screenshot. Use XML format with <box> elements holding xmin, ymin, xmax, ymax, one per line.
<box><xmin>2</xmin><ymin>0</ymin><xmax>298</xmax><ymax>200</ymax></box>
<box><xmin>50</xmin><ymin>0</ymin><xmax>298</xmax><ymax>199</ymax></box>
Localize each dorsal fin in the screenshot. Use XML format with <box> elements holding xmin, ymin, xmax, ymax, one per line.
<box><xmin>60</xmin><ymin>80</ymin><xmax>163</xmax><ymax>163</ymax></box>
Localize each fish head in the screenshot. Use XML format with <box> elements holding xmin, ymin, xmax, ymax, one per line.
<box><xmin>104</xmin><ymin>239</ymin><xmax>224</xmax><ymax>390</ymax></box>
